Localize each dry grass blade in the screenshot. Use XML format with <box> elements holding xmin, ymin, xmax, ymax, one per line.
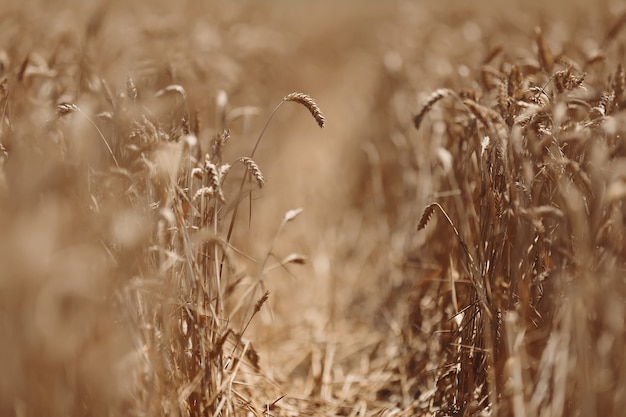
<box><xmin>283</xmin><ymin>92</ymin><xmax>326</xmax><ymax>128</ymax></box>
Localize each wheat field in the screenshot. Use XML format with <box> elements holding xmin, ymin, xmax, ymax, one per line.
<box><xmin>1</xmin><ymin>1</ymin><xmax>625</xmax><ymax>416</ymax></box>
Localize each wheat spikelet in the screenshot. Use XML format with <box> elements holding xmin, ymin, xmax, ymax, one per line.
<box><xmin>193</xmin><ymin>186</ymin><xmax>215</xmax><ymax>201</ymax></box>
<box><xmin>191</xmin><ymin>167</ymin><xmax>204</xmax><ymax>180</ymax></box>
<box><xmin>417</xmin><ymin>203</ymin><xmax>437</xmax><ymax>231</ymax></box>
<box><xmin>0</xmin><ymin>77</ymin><xmax>7</xmax><ymax>102</ymax></box>
<box><xmin>238</xmin><ymin>157</ymin><xmax>265</xmax><ymax>188</ymax></box>
<box><xmin>204</xmin><ymin>161</ymin><xmax>225</xmax><ymax>203</ymax></box>
<box><xmin>126</xmin><ymin>76</ymin><xmax>138</xmax><ymax>103</ymax></box>
<box><xmin>535</xmin><ymin>27</ymin><xmax>553</xmax><ymax>73</ymax></box>
<box><xmin>57</xmin><ymin>102</ymin><xmax>78</xmax><ymax>116</ymax></box>
<box><xmin>413</xmin><ymin>88</ymin><xmax>454</xmax><ymax>129</ymax></box>
<box><xmin>553</xmin><ymin>67</ymin><xmax>586</xmax><ymax>93</ymax></box>
<box><xmin>211</xmin><ymin>129</ymin><xmax>230</xmax><ymax>162</ymax></box>
<box><xmin>283</xmin><ymin>92</ymin><xmax>325</xmax><ymax>128</ymax></box>
<box><xmin>253</xmin><ymin>290</ymin><xmax>270</xmax><ymax>315</ymax></box>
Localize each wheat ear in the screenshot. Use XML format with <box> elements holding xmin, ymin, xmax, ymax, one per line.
<box><xmin>413</xmin><ymin>88</ymin><xmax>455</xmax><ymax>129</ymax></box>
<box><xmin>238</xmin><ymin>157</ymin><xmax>265</xmax><ymax>188</ymax></box>
<box><xmin>283</xmin><ymin>92</ymin><xmax>326</xmax><ymax>128</ymax></box>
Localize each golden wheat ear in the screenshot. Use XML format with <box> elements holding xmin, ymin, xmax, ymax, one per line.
<box><xmin>283</xmin><ymin>92</ymin><xmax>326</xmax><ymax>128</ymax></box>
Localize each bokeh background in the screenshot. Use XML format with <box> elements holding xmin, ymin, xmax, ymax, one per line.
<box><xmin>1</xmin><ymin>0</ymin><xmax>624</xmax><ymax>416</ymax></box>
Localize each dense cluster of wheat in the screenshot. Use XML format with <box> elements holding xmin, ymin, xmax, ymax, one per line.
<box><xmin>407</xmin><ymin>22</ymin><xmax>626</xmax><ymax>417</ymax></box>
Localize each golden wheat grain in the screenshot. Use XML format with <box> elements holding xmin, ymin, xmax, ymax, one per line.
<box><xmin>283</xmin><ymin>92</ymin><xmax>326</xmax><ymax>128</ymax></box>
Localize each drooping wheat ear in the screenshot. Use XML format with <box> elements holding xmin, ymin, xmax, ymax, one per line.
<box><xmin>283</xmin><ymin>92</ymin><xmax>326</xmax><ymax>128</ymax></box>
<box><xmin>417</xmin><ymin>203</ymin><xmax>437</xmax><ymax>231</ymax></box>
<box><xmin>535</xmin><ymin>27</ymin><xmax>554</xmax><ymax>73</ymax></box>
<box><xmin>413</xmin><ymin>88</ymin><xmax>454</xmax><ymax>129</ymax></box>
<box><xmin>238</xmin><ymin>157</ymin><xmax>265</xmax><ymax>188</ymax></box>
